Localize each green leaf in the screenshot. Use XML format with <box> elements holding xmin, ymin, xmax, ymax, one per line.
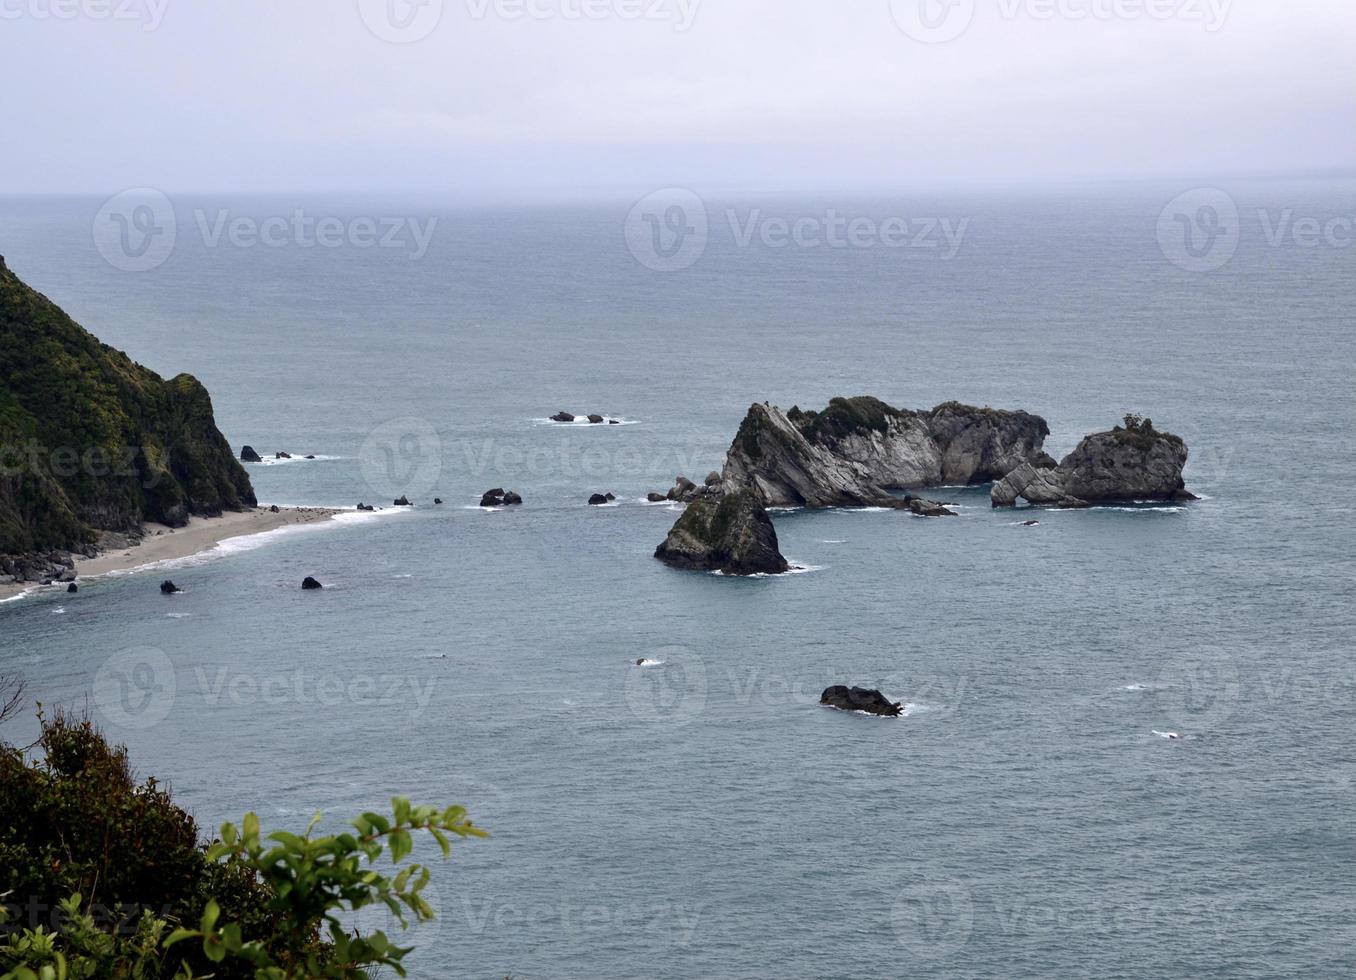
<box><xmin>199</xmin><ymin>899</ymin><xmax>220</xmax><ymax>933</ymax></box>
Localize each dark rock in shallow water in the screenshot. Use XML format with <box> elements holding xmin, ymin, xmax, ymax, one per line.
<box><xmin>991</xmin><ymin>416</ymin><xmax>1193</xmax><ymax>507</ymax></box>
<box><xmin>588</xmin><ymin>494</ymin><xmax>610</xmax><ymax>506</ymax></box>
<box><xmin>305</xmin><ymin>454</ymin><xmax>316</xmax><ymax>459</ymax></box>
<box><xmin>654</xmin><ymin>489</ymin><xmax>789</xmax><ymax>576</ymax></box>
<box><xmin>67</xmin><ymin>583</ymin><xmax>78</xmax><ymax>593</ymax></box>
<box><xmin>820</xmin><ymin>686</ymin><xmax>903</xmax><ymax>717</ymax></box>
<box><xmin>588</xmin><ymin>414</ymin><xmax>605</xmax><ymax>424</ymax></box>
<box><xmin>240</xmin><ymin>445</ymin><xmax>262</xmax><ymax>463</ymax></box>
<box><xmin>434</xmin><ymin>498</ymin><xmax>444</xmax><ymax>505</ymax></box>
<box><xmin>394</xmin><ymin>496</ymin><xmax>411</xmax><ymax>506</ymax></box>
<box><xmin>480</xmin><ymin>489</ymin><xmax>522</xmax><ymax>507</ymax></box>
<box><xmin>301</xmin><ymin>577</ymin><xmax>323</xmax><ymax>590</ymax></box>
<box><xmin>647</xmin><ymin>492</ymin><xmax>667</xmax><ymax>503</ymax></box>
<box><xmin>356</xmin><ymin>503</ymin><xmax>375</xmax><ymax>512</ymax></box>
<box><xmin>609</xmin><ymin>419</ymin><xmax>621</xmax><ymax>425</ymax></box>
<box><xmin>551</xmin><ymin>412</ymin><xmax>575</xmax><ymax>422</ymax></box>
<box><xmin>1022</xmin><ymin>520</ymin><xmax>1040</xmax><ymax>527</ymax></box>
<box><xmin>160</xmin><ymin>580</ymin><xmax>181</xmax><ymax>595</ymax></box>
<box><xmin>275</xmin><ymin>451</ymin><xmax>291</xmax><ymax>459</ymax></box>
<box><xmin>269</xmin><ymin>504</ymin><xmax>280</xmax><ymax>513</ymax></box>
<box><xmin>902</xmin><ymin>495</ymin><xmax>958</xmax><ymax>517</ymax></box>
<box><xmin>605</xmin><ymin>493</ymin><xmax>616</xmax><ymax>501</ymax></box>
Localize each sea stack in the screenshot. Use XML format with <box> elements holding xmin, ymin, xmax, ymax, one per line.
<box><xmin>654</xmin><ymin>489</ymin><xmax>789</xmax><ymax>576</ymax></box>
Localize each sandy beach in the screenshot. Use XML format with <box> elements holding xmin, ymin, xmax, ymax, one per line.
<box><xmin>1</xmin><ymin>506</ymin><xmax>341</xmax><ymax>602</ymax></box>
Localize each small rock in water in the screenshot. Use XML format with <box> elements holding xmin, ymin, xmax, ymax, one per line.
<box><xmin>587</xmin><ymin>414</ymin><xmax>605</xmax><ymax>424</ymax></box>
<box><xmin>394</xmin><ymin>496</ymin><xmax>412</xmax><ymax>506</ymax></box>
<box><xmin>269</xmin><ymin>504</ymin><xmax>280</xmax><ymax>513</ymax></box>
<box><xmin>609</xmin><ymin>419</ymin><xmax>621</xmax><ymax>425</ymax></box>
<box><xmin>820</xmin><ymin>686</ymin><xmax>903</xmax><ymax>717</ymax></box>
<box><xmin>356</xmin><ymin>502</ymin><xmax>375</xmax><ymax>512</ymax></box>
<box><xmin>275</xmin><ymin>451</ymin><xmax>292</xmax><ymax>459</ymax></box>
<box><xmin>588</xmin><ymin>494</ymin><xmax>610</xmax><ymax>506</ymax></box>
<box><xmin>305</xmin><ymin>454</ymin><xmax>316</xmax><ymax>459</ymax></box>
<box><xmin>501</xmin><ymin>491</ymin><xmax>523</xmax><ymax>506</ymax></box>
<box><xmin>240</xmin><ymin>445</ymin><xmax>262</xmax><ymax>463</ymax></box>
<box><xmin>1022</xmin><ymin>519</ymin><xmax>1040</xmax><ymax>526</ymax></box>
<box><xmin>67</xmin><ymin>583</ymin><xmax>78</xmax><ymax>594</ymax></box>
<box><xmin>160</xmin><ymin>580</ymin><xmax>181</xmax><ymax>595</ymax></box>
<box><xmin>551</xmin><ymin>412</ymin><xmax>575</xmax><ymax>422</ymax></box>
<box><xmin>647</xmin><ymin>492</ymin><xmax>667</xmax><ymax>503</ymax></box>
<box><xmin>302</xmin><ymin>577</ymin><xmax>323</xmax><ymax>590</ymax></box>
<box><xmin>434</xmin><ymin>498</ymin><xmax>444</xmax><ymax>505</ymax></box>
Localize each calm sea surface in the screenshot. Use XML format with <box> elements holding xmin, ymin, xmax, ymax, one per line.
<box><xmin>2</xmin><ymin>180</ymin><xmax>1354</xmax><ymax>978</ymax></box>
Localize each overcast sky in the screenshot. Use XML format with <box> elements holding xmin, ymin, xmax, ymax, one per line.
<box><xmin>1</xmin><ymin>0</ymin><xmax>1352</xmax><ymax>196</ymax></box>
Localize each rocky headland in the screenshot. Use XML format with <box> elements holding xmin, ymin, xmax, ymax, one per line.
<box><xmin>0</xmin><ymin>255</ymin><xmax>259</xmax><ymax>587</ymax></box>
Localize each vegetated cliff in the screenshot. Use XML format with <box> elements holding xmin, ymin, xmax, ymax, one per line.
<box><xmin>721</xmin><ymin>396</ymin><xmax>1051</xmax><ymax>507</ymax></box>
<box><xmin>0</xmin><ymin>255</ymin><xmax>255</xmax><ymax>564</ymax></box>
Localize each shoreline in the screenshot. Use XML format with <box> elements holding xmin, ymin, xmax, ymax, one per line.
<box><xmin>1</xmin><ymin>506</ymin><xmax>342</xmax><ymax>602</ymax></box>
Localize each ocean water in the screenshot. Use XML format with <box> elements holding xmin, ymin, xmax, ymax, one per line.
<box><xmin>1</xmin><ymin>179</ymin><xmax>1354</xmax><ymax>978</ymax></box>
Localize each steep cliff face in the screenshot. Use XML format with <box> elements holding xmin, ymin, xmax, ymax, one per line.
<box><xmin>0</xmin><ymin>256</ymin><xmax>255</xmax><ymax>558</ymax></box>
<box><xmin>721</xmin><ymin>396</ymin><xmax>1051</xmax><ymax>507</ymax></box>
<box><xmin>991</xmin><ymin>417</ymin><xmax>1193</xmax><ymax>507</ymax></box>
<box><xmin>653</xmin><ymin>489</ymin><xmax>789</xmax><ymax>576</ymax></box>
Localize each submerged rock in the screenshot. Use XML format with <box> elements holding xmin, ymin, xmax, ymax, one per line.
<box><xmin>820</xmin><ymin>686</ymin><xmax>903</xmax><ymax>717</ymax></box>
<box><xmin>903</xmin><ymin>495</ymin><xmax>958</xmax><ymax>517</ymax></box>
<box><xmin>654</xmin><ymin>489</ymin><xmax>789</xmax><ymax>576</ymax></box>
<box><xmin>301</xmin><ymin>576</ymin><xmax>323</xmax><ymax>590</ymax></box>
<box><xmin>240</xmin><ymin>445</ymin><xmax>262</xmax><ymax>463</ymax></box>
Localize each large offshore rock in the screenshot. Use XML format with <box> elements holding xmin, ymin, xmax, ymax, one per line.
<box><xmin>653</xmin><ymin>489</ymin><xmax>789</xmax><ymax>576</ymax></box>
<box><xmin>721</xmin><ymin>397</ymin><xmax>1052</xmax><ymax>507</ymax></box>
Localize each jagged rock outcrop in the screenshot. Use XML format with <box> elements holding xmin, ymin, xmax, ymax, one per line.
<box><xmin>662</xmin><ymin>475</ymin><xmax>720</xmax><ymax>504</ymax></box>
<box><xmin>991</xmin><ymin>461</ymin><xmax>1087</xmax><ymax>508</ymax></box>
<box><xmin>992</xmin><ymin>416</ymin><xmax>1194</xmax><ymax>507</ymax></box>
<box><xmin>721</xmin><ymin>397</ymin><xmax>1050</xmax><ymax>507</ymax></box>
<box><xmin>902</xmin><ymin>495</ymin><xmax>958</xmax><ymax>517</ymax></box>
<box><xmin>301</xmin><ymin>576</ymin><xmax>323</xmax><ymax>590</ymax></box>
<box><xmin>820</xmin><ymin>686</ymin><xmax>903</xmax><ymax>717</ymax></box>
<box><xmin>240</xmin><ymin>445</ymin><xmax>262</xmax><ymax>463</ymax></box>
<box><xmin>0</xmin><ymin>255</ymin><xmax>256</xmax><ymax>573</ymax></box>
<box><xmin>653</xmin><ymin>489</ymin><xmax>789</xmax><ymax>576</ymax></box>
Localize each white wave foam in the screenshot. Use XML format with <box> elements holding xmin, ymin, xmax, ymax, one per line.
<box><xmin>1152</xmin><ymin>730</ymin><xmax>1185</xmax><ymax>740</ymax></box>
<box><xmin>51</xmin><ymin>606</ymin><xmax>65</xmax><ymax>615</ymax></box>
<box><xmin>166</xmin><ymin>612</ymin><xmax>192</xmax><ymax>619</ymax></box>
<box><xmin>249</xmin><ymin>454</ymin><xmax>340</xmax><ymax>466</ymax></box>
<box><xmin>633</xmin><ymin>658</ymin><xmax>664</xmax><ymax>668</ymax></box>
<box><xmin>711</xmin><ymin>561</ymin><xmax>824</xmax><ymax>579</ymax></box>
<box><xmin>533</xmin><ymin>416</ymin><xmax>640</xmax><ymax>427</ymax></box>
<box><xmin>819</xmin><ymin>539</ymin><xmax>847</xmax><ymax>544</ymax></box>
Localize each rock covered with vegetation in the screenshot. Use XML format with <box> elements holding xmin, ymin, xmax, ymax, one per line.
<box><xmin>0</xmin><ymin>256</ymin><xmax>255</xmax><ymax>570</ymax></box>
<box><xmin>991</xmin><ymin>415</ymin><xmax>1195</xmax><ymax>507</ymax></box>
<box><xmin>721</xmin><ymin>396</ymin><xmax>1051</xmax><ymax>507</ymax></box>
<box><xmin>653</xmin><ymin>489</ymin><xmax>789</xmax><ymax>575</ymax></box>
